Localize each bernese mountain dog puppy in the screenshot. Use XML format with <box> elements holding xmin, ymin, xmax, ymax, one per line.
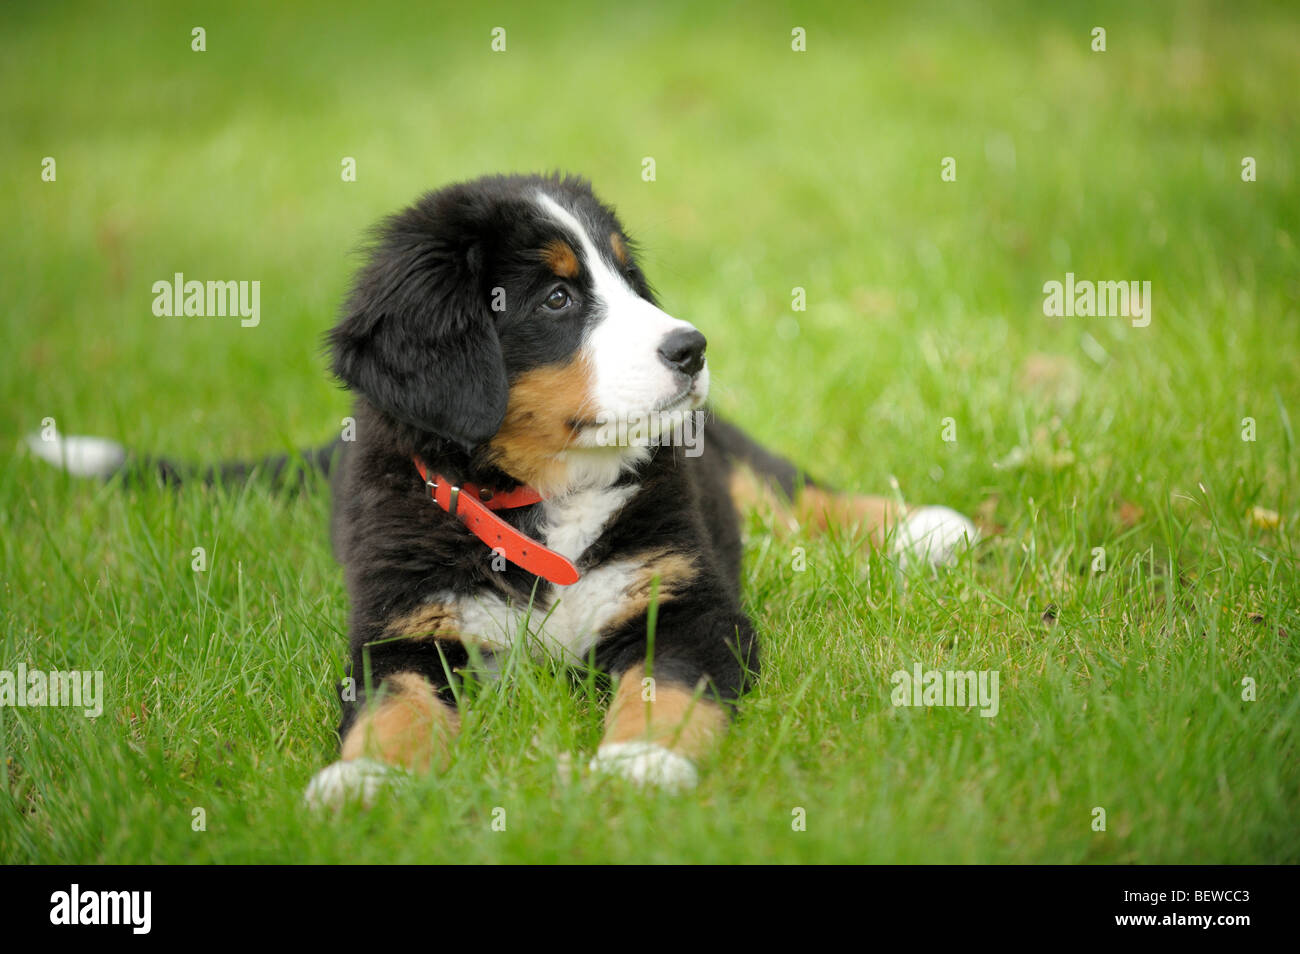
<box><xmin>28</xmin><ymin>173</ymin><xmax>977</xmax><ymax>806</ymax></box>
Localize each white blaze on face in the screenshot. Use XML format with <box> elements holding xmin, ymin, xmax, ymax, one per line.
<box><xmin>535</xmin><ymin>193</ymin><xmax>709</xmax><ymax>439</ymax></box>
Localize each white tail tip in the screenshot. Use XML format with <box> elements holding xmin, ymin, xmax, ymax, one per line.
<box><xmin>24</xmin><ymin>429</ymin><xmax>127</xmax><ymax>479</ymax></box>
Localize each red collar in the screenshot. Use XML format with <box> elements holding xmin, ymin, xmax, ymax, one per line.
<box><xmin>413</xmin><ymin>457</ymin><xmax>579</xmax><ymax>586</ymax></box>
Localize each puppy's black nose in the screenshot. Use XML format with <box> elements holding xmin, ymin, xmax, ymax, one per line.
<box><xmin>658</xmin><ymin>328</ymin><xmax>707</xmax><ymax>377</ymax></box>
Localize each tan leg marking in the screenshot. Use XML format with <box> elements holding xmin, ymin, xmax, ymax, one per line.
<box><xmin>599</xmin><ymin>550</ymin><xmax>699</xmax><ymax>635</ymax></box>
<box><xmin>385</xmin><ymin>602</ymin><xmax>460</xmax><ymax>641</ymax></box>
<box><xmin>602</xmin><ymin>663</ymin><xmax>727</xmax><ymax>762</ymax></box>
<box><xmin>729</xmin><ymin>464</ymin><xmax>902</xmax><ymax>546</ymax></box>
<box><xmin>340</xmin><ymin>672</ymin><xmax>459</xmax><ymax>773</ymax></box>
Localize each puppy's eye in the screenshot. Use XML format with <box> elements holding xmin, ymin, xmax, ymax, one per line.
<box><xmin>543</xmin><ymin>287</ymin><xmax>573</xmax><ymax>311</ymax></box>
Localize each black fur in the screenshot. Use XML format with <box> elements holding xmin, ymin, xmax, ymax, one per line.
<box><xmin>324</xmin><ymin>174</ymin><xmax>800</xmax><ymax>743</ymax></box>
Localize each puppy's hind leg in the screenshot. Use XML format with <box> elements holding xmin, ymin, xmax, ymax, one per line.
<box><xmin>710</xmin><ymin>415</ymin><xmax>977</xmax><ymax>567</ymax></box>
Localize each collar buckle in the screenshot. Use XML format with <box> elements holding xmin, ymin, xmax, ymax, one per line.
<box><xmin>426</xmin><ymin>477</ymin><xmax>462</xmax><ymax>517</ymax></box>
<box><xmin>412</xmin><ymin>456</ymin><xmax>579</xmax><ymax>586</ymax></box>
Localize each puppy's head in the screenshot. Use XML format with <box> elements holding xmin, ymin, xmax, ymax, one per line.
<box><xmin>330</xmin><ymin>174</ymin><xmax>708</xmax><ymax>492</ymax></box>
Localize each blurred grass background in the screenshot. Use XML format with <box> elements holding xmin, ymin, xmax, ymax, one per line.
<box><xmin>1</xmin><ymin>0</ymin><xmax>1297</xmax><ymax>863</ymax></box>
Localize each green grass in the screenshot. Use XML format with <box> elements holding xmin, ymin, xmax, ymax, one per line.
<box><xmin>1</xmin><ymin>0</ymin><xmax>1297</xmax><ymax>863</ymax></box>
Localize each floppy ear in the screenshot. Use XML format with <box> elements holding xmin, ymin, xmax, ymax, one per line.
<box><xmin>329</xmin><ymin>229</ymin><xmax>509</xmax><ymax>450</ymax></box>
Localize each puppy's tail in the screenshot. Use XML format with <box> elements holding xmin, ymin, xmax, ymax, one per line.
<box><xmin>23</xmin><ymin>428</ymin><xmax>342</xmax><ymax>490</ymax></box>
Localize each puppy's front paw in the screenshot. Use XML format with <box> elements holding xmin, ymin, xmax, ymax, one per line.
<box><xmin>589</xmin><ymin>741</ymin><xmax>699</xmax><ymax>792</ymax></box>
<box><xmin>892</xmin><ymin>506</ymin><xmax>978</xmax><ymax>569</ymax></box>
<box><xmin>304</xmin><ymin>758</ymin><xmax>406</xmax><ymax>811</ymax></box>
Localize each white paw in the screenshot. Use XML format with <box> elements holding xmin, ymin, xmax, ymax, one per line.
<box><xmin>589</xmin><ymin>742</ymin><xmax>699</xmax><ymax>792</ymax></box>
<box><xmin>303</xmin><ymin>758</ymin><xmax>405</xmax><ymax>811</ymax></box>
<box><xmin>892</xmin><ymin>506</ymin><xmax>978</xmax><ymax>569</ymax></box>
<box><xmin>24</xmin><ymin>429</ymin><xmax>126</xmax><ymax>479</ymax></box>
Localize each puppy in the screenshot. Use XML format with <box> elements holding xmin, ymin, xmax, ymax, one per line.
<box><xmin>27</xmin><ymin>173</ymin><xmax>976</xmax><ymax>805</ymax></box>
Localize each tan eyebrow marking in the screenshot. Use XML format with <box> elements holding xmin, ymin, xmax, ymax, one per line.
<box><xmin>610</xmin><ymin>232</ymin><xmax>628</xmax><ymax>266</ymax></box>
<box><xmin>542</xmin><ymin>239</ymin><xmax>580</xmax><ymax>279</ymax></box>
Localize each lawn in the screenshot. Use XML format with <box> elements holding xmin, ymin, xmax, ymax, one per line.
<box><xmin>1</xmin><ymin>0</ymin><xmax>1296</xmax><ymax>863</ymax></box>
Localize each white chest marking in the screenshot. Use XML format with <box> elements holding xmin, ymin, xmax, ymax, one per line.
<box><xmin>442</xmin><ymin>484</ymin><xmax>639</xmax><ymax>662</ymax></box>
<box><xmin>538</xmin><ymin>484</ymin><xmax>636</xmax><ymax>562</ymax></box>
<box><xmin>452</xmin><ymin>559</ymin><xmax>644</xmax><ymax>662</ymax></box>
